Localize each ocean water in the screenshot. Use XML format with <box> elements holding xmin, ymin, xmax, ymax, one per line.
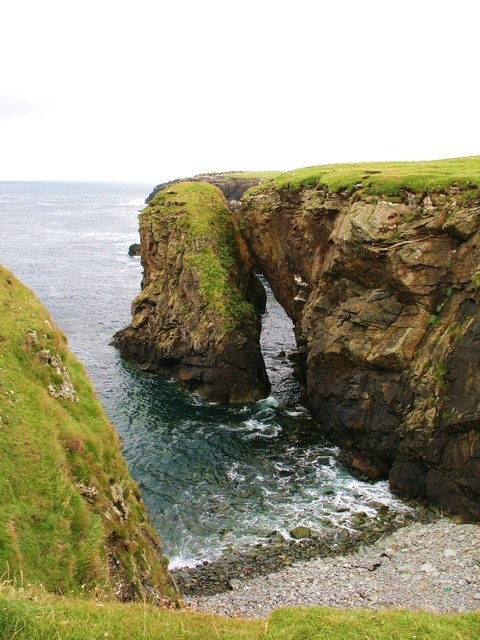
<box><xmin>0</xmin><ymin>181</ymin><xmax>410</xmax><ymax>567</ymax></box>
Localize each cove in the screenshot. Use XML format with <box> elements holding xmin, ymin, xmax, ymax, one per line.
<box><xmin>0</xmin><ymin>181</ymin><xmax>413</xmax><ymax>570</ymax></box>
<box><xmin>115</xmin><ymin>278</ymin><xmax>410</xmax><ymax>568</ymax></box>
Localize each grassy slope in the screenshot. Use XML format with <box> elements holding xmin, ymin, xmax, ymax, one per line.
<box><xmin>257</xmin><ymin>156</ymin><xmax>480</xmax><ymax>196</ymax></box>
<box><xmin>0</xmin><ymin>265</ymin><xmax>174</xmax><ymax>599</ymax></box>
<box><xmin>0</xmin><ymin>587</ymin><xmax>479</xmax><ymax>640</ymax></box>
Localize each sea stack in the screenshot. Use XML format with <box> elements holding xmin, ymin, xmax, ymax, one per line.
<box><xmin>113</xmin><ymin>180</ymin><xmax>270</xmax><ymax>402</ymax></box>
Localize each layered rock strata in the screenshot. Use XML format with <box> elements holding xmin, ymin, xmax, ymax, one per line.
<box><xmin>114</xmin><ymin>181</ymin><xmax>270</xmax><ymax>402</ymax></box>
<box><xmin>239</xmin><ymin>180</ymin><xmax>480</xmax><ymax>519</ymax></box>
<box><xmin>117</xmin><ymin>161</ymin><xmax>480</xmax><ymax>520</ymax></box>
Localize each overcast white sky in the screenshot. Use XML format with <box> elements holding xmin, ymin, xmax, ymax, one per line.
<box><xmin>1</xmin><ymin>0</ymin><xmax>478</xmax><ymax>183</ymax></box>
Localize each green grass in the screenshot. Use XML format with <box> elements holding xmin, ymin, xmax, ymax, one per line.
<box><xmin>224</xmin><ymin>171</ymin><xmax>284</xmax><ymax>180</ymax></box>
<box><xmin>148</xmin><ymin>180</ymin><xmax>231</xmax><ymax>238</ymax></box>
<box><xmin>269</xmin><ymin>607</ymin><xmax>480</xmax><ymax>640</ymax></box>
<box><xmin>256</xmin><ymin>156</ymin><xmax>480</xmax><ymax>198</ymax></box>
<box><xmin>145</xmin><ymin>181</ymin><xmax>257</xmax><ymax>335</ymax></box>
<box><xmin>0</xmin><ymin>265</ymin><xmax>175</xmax><ymax>600</ymax></box>
<box><xmin>0</xmin><ymin>586</ymin><xmax>479</xmax><ymax>640</ymax></box>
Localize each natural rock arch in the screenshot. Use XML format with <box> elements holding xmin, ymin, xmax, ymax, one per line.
<box><xmin>114</xmin><ymin>166</ymin><xmax>480</xmax><ymax>521</ymax></box>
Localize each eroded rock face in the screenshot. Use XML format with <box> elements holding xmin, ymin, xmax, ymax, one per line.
<box><xmin>114</xmin><ymin>181</ymin><xmax>270</xmax><ymax>402</ymax></box>
<box><xmin>116</xmin><ymin>168</ymin><xmax>480</xmax><ymax>519</ymax></box>
<box><xmin>240</xmin><ymin>186</ymin><xmax>480</xmax><ymax>520</ymax></box>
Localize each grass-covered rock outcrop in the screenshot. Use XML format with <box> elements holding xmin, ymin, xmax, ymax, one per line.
<box><xmin>114</xmin><ymin>181</ymin><xmax>270</xmax><ymax>402</ymax></box>
<box><xmin>0</xmin><ymin>265</ymin><xmax>176</xmax><ymax>602</ymax></box>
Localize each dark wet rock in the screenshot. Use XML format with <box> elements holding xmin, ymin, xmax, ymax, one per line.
<box><xmin>290</xmin><ymin>525</ymin><xmax>313</xmax><ymax>539</ymax></box>
<box><xmin>128</xmin><ymin>242</ymin><xmax>141</xmax><ymax>256</ymax></box>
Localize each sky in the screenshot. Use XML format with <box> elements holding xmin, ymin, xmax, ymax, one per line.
<box><xmin>1</xmin><ymin>0</ymin><xmax>478</xmax><ymax>184</ymax></box>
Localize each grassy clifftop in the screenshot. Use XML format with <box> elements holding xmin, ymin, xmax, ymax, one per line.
<box><xmin>145</xmin><ymin>181</ymin><xmax>257</xmax><ymax>335</ymax></box>
<box><xmin>255</xmin><ymin>156</ymin><xmax>480</xmax><ymax>197</ymax></box>
<box><xmin>0</xmin><ymin>265</ymin><xmax>176</xmax><ymax>601</ymax></box>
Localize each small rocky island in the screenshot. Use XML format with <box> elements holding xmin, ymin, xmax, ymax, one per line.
<box><xmin>115</xmin><ymin>159</ymin><xmax>480</xmax><ymax>522</ymax></box>
<box><xmin>114</xmin><ymin>179</ymin><xmax>270</xmax><ymax>402</ymax></box>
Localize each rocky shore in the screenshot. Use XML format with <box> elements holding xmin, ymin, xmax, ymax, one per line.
<box><xmin>184</xmin><ymin>519</ymin><xmax>480</xmax><ymax>618</ymax></box>
<box><xmin>172</xmin><ymin>508</ymin><xmax>418</xmax><ymax>596</ymax></box>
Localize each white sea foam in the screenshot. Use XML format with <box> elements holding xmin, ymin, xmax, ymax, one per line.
<box><xmin>168</xmin><ymin>554</ymin><xmax>203</xmax><ymax>570</ymax></box>
<box><xmin>257</xmin><ymin>395</ymin><xmax>279</xmax><ymax>408</ymax></box>
<box><xmin>242</xmin><ymin>419</ymin><xmax>282</xmax><ymax>438</ymax></box>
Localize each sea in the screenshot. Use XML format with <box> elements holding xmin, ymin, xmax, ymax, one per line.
<box><xmin>0</xmin><ymin>181</ymin><xmax>410</xmax><ymax>568</ymax></box>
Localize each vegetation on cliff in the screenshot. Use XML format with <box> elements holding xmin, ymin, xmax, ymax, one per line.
<box><xmin>257</xmin><ymin>156</ymin><xmax>480</xmax><ymax>199</ymax></box>
<box><xmin>114</xmin><ymin>181</ymin><xmax>270</xmax><ymax>402</ymax></box>
<box><xmin>0</xmin><ymin>265</ymin><xmax>176</xmax><ymax>601</ymax></box>
<box><xmin>146</xmin><ymin>170</ymin><xmax>282</xmax><ymax>204</ymax></box>
<box><xmin>146</xmin><ymin>181</ymin><xmax>257</xmax><ymax>335</ymax></box>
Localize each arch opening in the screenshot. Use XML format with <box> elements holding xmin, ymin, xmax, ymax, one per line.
<box><xmin>255</xmin><ymin>271</ymin><xmax>304</xmax><ymax>407</ymax></box>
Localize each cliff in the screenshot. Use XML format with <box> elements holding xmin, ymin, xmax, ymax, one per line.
<box><xmin>239</xmin><ymin>157</ymin><xmax>480</xmax><ymax>520</ymax></box>
<box><xmin>116</xmin><ymin>157</ymin><xmax>480</xmax><ymax>520</ymax></box>
<box><xmin>113</xmin><ymin>181</ymin><xmax>270</xmax><ymax>402</ymax></box>
<box><xmin>0</xmin><ymin>265</ymin><xmax>177</xmax><ymax>602</ymax></box>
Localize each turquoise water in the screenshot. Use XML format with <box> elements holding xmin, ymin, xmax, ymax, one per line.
<box><xmin>0</xmin><ymin>181</ymin><xmax>409</xmax><ymax>567</ymax></box>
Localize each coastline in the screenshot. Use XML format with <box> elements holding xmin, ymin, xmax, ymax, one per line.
<box><xmin>171</xmin><ymin>507</ymin><xmax>420</xmax><ymax>596</ymax></box>
<box><xmin>184</xmin><ymin>518</ymin><xmax>480</xmax><ymax>618</ymax></box>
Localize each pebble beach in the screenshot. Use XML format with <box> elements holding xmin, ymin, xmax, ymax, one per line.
<box><xmin>185</xmin><ymin>520</ymin><xmax>480</xmax><ymax>618</ymax></box>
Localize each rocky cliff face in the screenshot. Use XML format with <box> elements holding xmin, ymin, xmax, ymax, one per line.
<box><xmin>117</xmin><ymin>159</ymin><xmax>480</xmax><ymax>520</ymax></box>
<box><xmin>239</xmin><ymin>177</ymin><xmax>480</xmax><ymax>520</ymax></box>
<box><xmin>114</xmin><ymin>181</ymin><xmax>270</xmax><ymax>402</ymax></box>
